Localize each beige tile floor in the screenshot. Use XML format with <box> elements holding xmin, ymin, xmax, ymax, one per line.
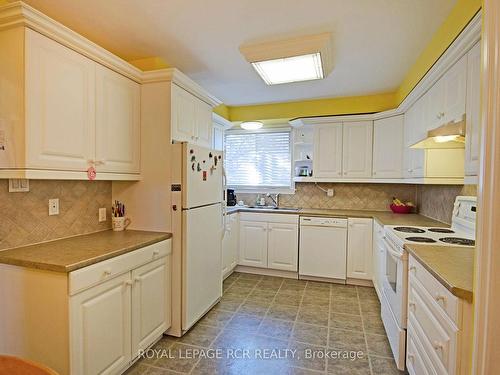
<box><xmin>126</xmin><ymin>272</ymin><xmax>405</xmax><ymax>375</ymax></box>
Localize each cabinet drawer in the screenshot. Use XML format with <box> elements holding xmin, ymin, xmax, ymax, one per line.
<box><xmin>409</xmin><ymin>256</ymin><xmax>459</xmax><ymax>324</ymax></box>
<box><xmin>407</xmin><ymin>320</ymin><xmax>438</xmax><ymax>375</ymax></box>
<box><xmin>69</xmin><ymin>240</ymin><xmax>171</xmax><ymax>295</ymax></box>
<box><xmin>239</xmin><ymin>212</ymin><xmax>298</xmax><ymax>224</ymax></box>
<box><xmin>408</xmin><ymin>277</ymin><xmax>458</xmax><ymax>373</ymax></box>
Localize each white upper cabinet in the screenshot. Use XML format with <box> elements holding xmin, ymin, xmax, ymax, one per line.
<box><xmin>25</xmin><ymin>28</ymin><xmax>95</xmax><ymax>171</ymax></box>
<box><xmin>1</xmin><ymin>27</ymin><xmax>142</xmax><ymax>179</ymax></box>
<box><xmin>212</xmin><ymin>124</ymin><xmax>225</xmax><ymax>151</ymax></box>
<box><xmin>347</xmin><ymin>218</ymin><xmax>373</xmax><ymax>280</ymax></box>
<box><xmin>465</xmin><ymin>42</ymin><xmax>481</xmax><ymax>177</ymax></box>
<box><xmin>373</xmin><ymin>116</ymin><xmax>404</xmax><ymax>178</ymax></box>
<box><xmin>442</xmin><ymin>54</ymin><xmax>467</xmax><ymax>124</ymax></box>
<box><xmin>404</xmin><ymin>99</ymin><xmax>426</xmax><ymax>178</ymax></box>
<box><xmin>95</xmin><ymin>65</ymin><xmax>141</xmax><ymax>173</ymax></box>
<box><xmin>171</xmin><ymin>84</ymin><xmax>213</xmax><ymax>148</ymax></box>
<box><xmin>313</xmin><ymin>123</ymin><xmax>343</xmax><ymax>178</ymax></box>
<box><xmin>342</xmin><ymin>121</ymin><xmax>373</xmax><ymax>178</ymax></box>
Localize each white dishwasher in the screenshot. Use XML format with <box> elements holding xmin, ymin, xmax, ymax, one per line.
<box><xmin>299</xmin><ymin>216</ymin><xmax>348</xmax><ymax>280</ymax></box>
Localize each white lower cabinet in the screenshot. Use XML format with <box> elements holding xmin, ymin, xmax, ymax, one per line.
<box><xmin>238</xmin><ymin>213</ymin><xmax>298</xmax><ymax>271</ymax></box>
<box><xmin>347</xmin><ymin>218</ymin><xmax>373</xmax><ymax>280</ymax></box>
<box><xmin>0</xmin><ymin>239</ymin><xmax>172</xmax><ymax>375</ymax></box>
<box><xmin>70</xmin><ymin>273</ymin><xmax>132</xmax><ymax>375</ymax></box>
<box><xmin>239</xmin><ymin>220</ymin><xmax>268</xmax><ymax>268</ymax></box>
<box><xmin>222</xmin><ymin>214</ymin><xmax>239</xmax><ymax>278</ymax></box>
<box><xmin>372</xmin><ymin>220</ymin><xmax>385</xmax><ymax>295</ymax></box>
<box><xmin>131</xmin><ymin>258</ymin><xmax>170</xmax><ymax>357</ymax></box>
<box><xmin>267</xmin><ymin>222</ymin><xmax>299</xmax><ymax>271</ymax></box>
<box><xmin>407</xmin><ymin>255</ymin><xmax>473</xmax><ymax>375</ymax></box>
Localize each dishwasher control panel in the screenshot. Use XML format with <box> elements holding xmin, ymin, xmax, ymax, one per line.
<box><xmin>300</xmin><ymin>216</ymin><xmax>348</xmax><ymax>227</ymax></box>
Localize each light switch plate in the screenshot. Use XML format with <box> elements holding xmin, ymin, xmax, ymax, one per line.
<box><xmin>48</xmin><ymin>198</ymin><xmax>59</xmax><ymax>216</ymax></box>
<box><xmin>99</xmin><ymin>207</ymin><xmax>106</xmax><ymax>222</ymax></box>
<box><xmin>9</xmin><ymin>179</ymin><xmax>29</xmax><ymax>192</ymax></box>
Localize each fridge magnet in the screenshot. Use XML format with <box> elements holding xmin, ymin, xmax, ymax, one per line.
<box><xmin>197</xmin><ymin>163</ymin><xmax>201</xmax><ymax>172</ymax></box>
<box><xmin>209</xmin><ymin>152</ymin><xmax>213</xmax><ymax>158</ymax></box>
<box><xmin>191</xmin><ymin>163</ymin><xmax>195</xmax><ymax>171</ymax></box>
<box><xmin>203</xmin><ymin>171</ymin><xmax>207</xmax><ymax>181</ymax></box>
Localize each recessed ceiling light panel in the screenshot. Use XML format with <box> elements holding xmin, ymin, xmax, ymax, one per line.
<box><xmin>240</xmin><ymin>33</ymin><xmax>332</xmax><ymax>85</ymax></box>
<box><xmin>252</xmin><ymin>53</ymin><xmax>323</xmax><ymax>85</ymax></box>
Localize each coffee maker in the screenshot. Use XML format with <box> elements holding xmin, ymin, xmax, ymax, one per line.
<box><xmin>226</xmin><ymin>189</ymin><xmax>237</xmax><ymax>206</ymax></box>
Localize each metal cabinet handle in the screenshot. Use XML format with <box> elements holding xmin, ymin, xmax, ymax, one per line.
<box><xmin>409</xmin><ymin>301</ymin><xmax>416</xmax><ymax>312</ymax></box>
<box><xmin>124</xmin><ymin>280</ymin><xmax>133</xmax><ymax>286</ymax></box>
<box><xmin>409</xmin><ymin>266</ymin><xmax>416</xmax><ymax>273</ymax></box>
<box><xmin>103</xmin><ymin>268</ymin><xmax>112</xmax><ymax>276</ymax></box>
<box><xmin>134</xmin><ymin>277</ymin><xmax>141</xmax><ymax>283</ymax></box>
<box><xmin>152</xmin><ymin>250</ymin><xmax>160</xmax><ymax>257</ymax></box>
<box><xmin>407</xmin><ymin>353</ymin><xmax>415</xmax><ymax>363</ymax></box>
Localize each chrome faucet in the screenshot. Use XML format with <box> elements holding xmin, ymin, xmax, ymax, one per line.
<box><xmin>266</xmin><ymin>193</ymin><xmax>279</xmax><ymax>208</ymax></box>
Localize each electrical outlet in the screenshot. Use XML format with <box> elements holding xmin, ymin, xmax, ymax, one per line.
<box><xmin>99</xmin><ymin>207</ymin><xmax>106</xmax><ymax>222</ymax></box>
<box><xmin>48</xmin><ymin>198</ymin><xmax>59</xmax><ymax>216</ymax></box>
<box><xmin>327</xmin><ymin>188</ymin><xmax>334</xmax><ymax>197</ymax></box>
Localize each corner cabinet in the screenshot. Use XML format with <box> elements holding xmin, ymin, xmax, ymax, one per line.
<box><xmin>171</xmin><ymin>84</ymin><xmax>213</xmax><ymax>148</ymax></box>
<box><xmin>238</xmin><ymin>213</ymin><xmax>298</xmax><ymax>272</ymax></box>
<box><xmin>0</xmin><ymin>27</ymin><xmax>141</xmax><ymax>180</ymax></box>
<box><xmin>347</xmin><ymin>218</ymin><xmax>373</xmax><ymax>280</ymax></box>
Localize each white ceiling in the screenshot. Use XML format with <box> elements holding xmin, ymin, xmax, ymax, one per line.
<box><xmin>23</xmin><ymin>0</ymin><xmax>456</xmax><ymax>106</ymax></box>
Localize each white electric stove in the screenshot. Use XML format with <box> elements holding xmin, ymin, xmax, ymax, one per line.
<box><xmin>380</xmin><ymin>196</ymin><xmax>477</xmax><ymax>370</ymax></box>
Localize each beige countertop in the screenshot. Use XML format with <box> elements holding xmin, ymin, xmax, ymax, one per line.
<box><xmin>226</xmin><ymin>206</ymin><xmax>448</xmax><ymax>227</ymax></box>
<box><xmin>0</xmin><ymin>230</ymin><xmax>172</xmax><ymax>273</ymax></box>
<box><xmin>405</xmin><ymin>244</ymin><xmax>474</xmax><ymax>302</ymax></box>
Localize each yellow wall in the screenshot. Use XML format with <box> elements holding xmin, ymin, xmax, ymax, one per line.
<box><xmin>228</xmin><ymin>93</ymin><xmax>397</xmax><ymax>122</ymax></box>
<box><xmin>213</xmin><ymin>104</ymin><xmax>230</xmax><ymax>119</ymax></box>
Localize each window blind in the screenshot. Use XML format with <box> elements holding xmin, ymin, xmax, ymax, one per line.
<box><xmin>225</xmin><ymin>130</ymin><xmax>292</xmax><ymax>190</ymax></box>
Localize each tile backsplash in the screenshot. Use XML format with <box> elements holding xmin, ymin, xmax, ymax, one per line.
<box><xmin>0</xmin><ymin>180</ymin><xmax>112</xmax><ymax>251</ymax></box>
<box><xmin>416</xmin><ymin>184</ymin><xmax>478</xmax><ymax>224</ymax></box>
<box><xmin>237</xmin><ymin>183</ymin><xmax>418</xmax><ymax>211</ymax></box>
<box><xmin>236</xmin><ymin>182</ymin><xmax>478</xmax><ymax>224</ymax></box>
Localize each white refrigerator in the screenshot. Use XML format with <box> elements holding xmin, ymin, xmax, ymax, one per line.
<box><xmin>170</xmin><ymin>143</ymin><xmax>224</xmax><ymax>335</ymax></box>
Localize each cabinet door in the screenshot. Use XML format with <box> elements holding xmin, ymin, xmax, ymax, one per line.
<box><xmin>131</xmin><ymin>258</ymin><xmax>168</xmax><ymax>358</ymax></box>
<box><xmin>213</xmin><ymin>123</ymin><xmax>225</xmax><ymax>151</ymax></box>
<box><xmin>70</xmin><ymin>273</ymin><xmax>131</xmax><ymax>375</ymax></box>
<box><xmin>229</xmin><ymin>215</ymin><xmax>239</xmax><ymax>269</ymax></box>
<box><xmin>465</xmin><ymin>42</ymin><xmax>481</xmax><ymax>176</ymax></box>
<box><xmin>443</xmin><ymin>54</ymin><xmax>467</xmax><ymax>124</ymax></box>
<box><xmin>404</xmin><ymin>101</ymin><xmax>425</xmax><ymax>178</ymax></box>
<box><xmin>347</xmin><ymin>218</ymin><xmax>373</xmax><ymax>280</ymax></box>
<box><xmin>239</xmin><ymin>220</ymin><xmax>268</xmax><ymax>268</ymax></box>
<box><xmin>267</xmin><ymin>222</ymin><xmax>298</xmax><ymax>271</ymax></box>
<box><xmin>25</xmin><ymin>29</ymin><xmax>95</xmax><ymax>171</ymax></box>
<box><xmin>313</xmin><ymin>123</ymin><xmax>343</xmax><ymax>178</ymax></box>
<box><xmin>194</xmin><ymin>100</ymin><xmax>213</xmax><ymax>148</ymax></box>
<box><xmin>171</xmin><ymin>84</ymin><xmax>196</xmax><ymax>143</ymax></box>
<box><xmin>222</xmin><ymin>219</ymin><xmax>231</xmax><ymax>278</ymax></box>
<box><xmin>95</xmin><ymin>65</ymin><xmax>140</xmax><ymax>173</ymax></box>
<box><xmin>373</xmin><ymin>116</ymin><xmax>404</xmax><ymax>178</ymax></box>
<box><xmin>426</xmin><ymin>79</ymin><xmax>445</xmax><ymax>131</ymax></box>
<box><xmin>342</xmin><ymin>121</ymin><xmax>373</xmax><ymax>178</ymax></box>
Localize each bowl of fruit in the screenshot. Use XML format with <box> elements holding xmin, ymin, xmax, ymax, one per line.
<box><xmin>390</xmin><ymin>197</ymin><xmax>415</xmax><ymax>214</ymax></box>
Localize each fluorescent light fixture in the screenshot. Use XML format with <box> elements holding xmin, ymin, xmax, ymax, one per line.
<box><xmin>252</xmin><ymin>53</ymin><xmax>323</xmax><ymax>85</ymax></box>
<box><xmin>240</xmin><ymin>121</ymin><xmax>263</xmax><ymax>130</ymax></box>
<box><xmin>240</xmin><ymin>33</ymin><xmax>333</xmax><ymax>85</ymax></box>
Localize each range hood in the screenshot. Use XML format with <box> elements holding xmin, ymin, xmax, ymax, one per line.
<box><xmin>411</xmin><ymin>116</ymin><xmax>466</xmax><ymax>149</ymax></box>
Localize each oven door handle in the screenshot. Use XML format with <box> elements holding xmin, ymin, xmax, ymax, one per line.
<box><xmin>383</xmin><ymin>238</ymin><xmax>404</xmax><ymax>260</ymax></box>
